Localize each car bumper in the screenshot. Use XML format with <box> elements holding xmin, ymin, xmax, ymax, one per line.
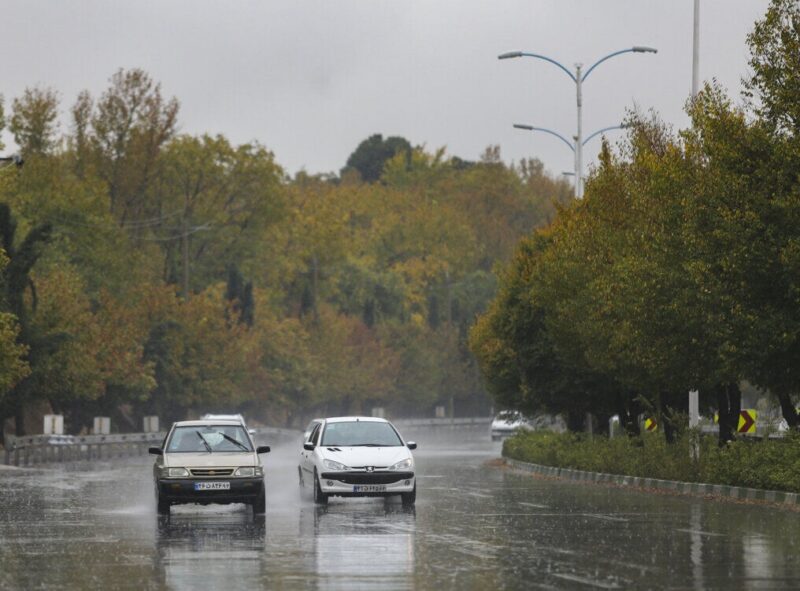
<box><xmin>157</xmin><ymin>477</ymin><xmax>264</xmax><ymax>505</ymax></box>
<box><xmin>491</xmin><ymin>429</ymin><xmax>514</xmax><ymax>439</ymax></box>
<box><xmin>319</xmin><ymin>471</ymin><xmax>415</xmax><ymax>496</ymax></box>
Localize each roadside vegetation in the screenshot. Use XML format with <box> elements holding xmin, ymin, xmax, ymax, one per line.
<box><xmin>505</xmin><ymin>430</ymin><xmax>800</xmax><ymax>493</ymax></box>
<box><xmin>0</xmin><ymin>73</ymin><xmax>571</xmax><ymax>437</ymax></box>
<box><xmin>470</xmin><ymin>0</ymin><xmax>800</xmax><ymax>444</ymax></box>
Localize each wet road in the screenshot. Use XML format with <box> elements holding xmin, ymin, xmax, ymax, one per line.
<box><xmin>2</xmin><ymin>436</ymin><xmax>800</xmax><ymax>590</ymax></box>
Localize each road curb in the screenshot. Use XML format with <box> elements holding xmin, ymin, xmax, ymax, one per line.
<box><xmin>504</xmin><ymin>457</ymin><xmax>800</xmax><ymax>506</ymax></box>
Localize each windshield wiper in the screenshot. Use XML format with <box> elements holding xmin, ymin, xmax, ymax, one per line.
<box><xmin>220</xmin><ymin>432</ymin><xmax>250</xmax><ymax>452</ymax></box>
<box><xmin>196</xmin><ymin>431</ymin><xmax>212</xmax><ymax>453</ymax></box>
<box><xmin>350</xmin><ymin>443</ymin><xmax>386</xmax><ymax>447</ymax></box>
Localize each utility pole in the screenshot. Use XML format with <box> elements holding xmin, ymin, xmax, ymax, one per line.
<box><xmin>181</xmin><ymin>215</ymin><xmax>190</xmax><ymax>300</ymax></box>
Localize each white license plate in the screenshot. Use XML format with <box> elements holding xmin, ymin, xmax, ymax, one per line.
<box><xmin>194</xmin><ymin>481</ymin><xmax>231</xmax><ymax>491</ymax></box>
<box><xmin>354</xmin><ymin>485</ymin><xmax>387</xmax><ymax>493</ymax></box>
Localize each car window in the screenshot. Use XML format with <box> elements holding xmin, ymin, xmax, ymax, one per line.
<box><xmin>320</xmin><ymin>421</ymin><xmax>402</xmax><ymax>447</ymax></box>
<box><xmin>166</xmin><ymin>425</ymin><xmax>253</xmax><ymax>453</ymax></box>
<box><xmin>305</xmin><ymin>420</ymin><xmax>320</xmax><ymax>442</ymax></box>
<box><xmin>310</xmin><ymin>423</ymin><xmax>321</xmax><ymax>445</ymax></box>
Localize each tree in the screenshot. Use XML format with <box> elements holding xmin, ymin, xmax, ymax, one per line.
<box><xmin>0</xmin><ymin>203</ymin><xmax>52</xmax><ymax>434</ymax></box>
<box><xmin>79</xmin><ymin>68</ymin><xmax>179</xmax><ymax>224</ymax></box>
<box><xmin>9</xmin><ymin>87</ymin><xmax>60</xmax><ymax>157</ymax></box>
<box><xmin>342</xmin><ymin>134</ymin><xmax>412</xmax><ymax>182</ymax></box>
<box><xmin>156</xmin><ymin>134</ymin><xmax>285</xmax><ymax>296</ymax></box>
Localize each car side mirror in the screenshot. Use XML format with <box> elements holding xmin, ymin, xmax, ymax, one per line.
<box><xmin>257</xmin><ymin>445</ymin><xmax>271</xmax><ymax>454</ymax></box>
<box><xmin>249</xmin><ymin>429</ymin><xmax>256</xmax><ymax>436</ymax></box>
<box><xmin>148</xmin><ymin>447</ymin><xmax>163</xmax><ymax>456</ymax></box>
<box><xmin>303</xmin><ymin>443</ymin><xmax>315</xmax><ymax>451</ymax></box>
<box><xmin>407</xmin><ymin>441</ymin><xmax>417</xmax><ymax>450</ymax></box>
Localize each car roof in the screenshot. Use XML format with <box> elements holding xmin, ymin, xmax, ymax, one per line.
<box><xmin>173</xmin><ymin>419</ymin><xmax>243</xmax><ymax>427</ymax></box>
<box><xmin>201</xmin><ymin>413</ymin><xmax>245</xmax><ymax>421</ymax></box>
<box><xmin>323</xmin><ymin>416</ymin><xmax>388</xmax><ymax>424</ymax></box>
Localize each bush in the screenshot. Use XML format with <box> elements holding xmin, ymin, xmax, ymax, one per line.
<box><xmin>503</xmin><ymin>430</ymin><xmax>800</xmax><ymax>493</ymax></box>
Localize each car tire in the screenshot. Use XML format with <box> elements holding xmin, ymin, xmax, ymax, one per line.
<box><xmin>156</xmin><ymin>490</ymin><xmax>170</xmax><ymax>516</ymax></box>
<box><xmin>313</xmin><ymin>469</ymin><xmax>328</xmax><ymax>505</ymax></box>
<box><xmin>401</xmin><ymin>484</ymin><xmax>416</xmax><ymax>506</ymax></box>
<box><xmin>252</xmin><ymin>485</ymin><xmax>266</xmax><ymax>514</ymax></box>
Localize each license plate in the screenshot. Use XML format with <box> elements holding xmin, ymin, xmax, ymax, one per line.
<box><xmin>194</xmin><ymin>481</ymin><xmax>231</xmax><ymax>491</ymax></box>
<box><xmin>354</xmin><ymin>485</ymin><xmax>387</xmax><ymax>493</ymax></box>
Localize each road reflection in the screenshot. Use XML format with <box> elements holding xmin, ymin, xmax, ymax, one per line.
<box><xmin>306</xmin><ymin>501</ymin><xmax>416</xmax><ymax>590</ymax></box>
<box><xmin>155</xmin><ymin>507</ymin><xmax>266</xmax><ymax>590</ymax></box>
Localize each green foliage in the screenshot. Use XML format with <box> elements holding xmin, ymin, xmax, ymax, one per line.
<box><xmin>0</xmin><ymin>66</ymin><xmax>570</xmax><ymax>433</ymax></box>
<box><xmin>472</xmin><ymin>2</ymin><xmax>800</xmax><ymax>439</ymax></box>
<box><xmin>343</xmin><ymin>134</ymin><xmax>412</xmax><ymax>183</ymax></box>
<box><xmin>505</xmin><ymin>430</ymin><xmax>800</xmax><ymax>493</ymax></box>
<box><xmin>9</xmin><ymin>87</ymin><xmax>59</xmax><ymax>157</ymax></box>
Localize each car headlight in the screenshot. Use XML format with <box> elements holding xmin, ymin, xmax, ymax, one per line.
<box><xmin>323</xmin><ymin>459</ymin><xmax>348</xmax><ymax>471</ymax></box>
<box><xmin>167</xmin><ymin>467</ymin><xmax>189</xmax><ymax>477</ymax></box>
<box><xmin>389</xmin><ymin>458</ymin><xmax>413</xmax><ymax>471</ymax></box>
<box><xmin>235</xmin><ymin>467</ymin><xmax>261</xmax><ymax>477</ymax></box>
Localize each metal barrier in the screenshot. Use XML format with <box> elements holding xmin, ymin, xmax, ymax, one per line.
<box><xmin>3</xmin><ymin>432</ymin><xmax>166</xmax><ymax>467</ymax></box>
<box><xmin>2</xmin><ymin>426</ymin><xmax>300</xmax><ymax>467</ymax></box>
<box><xmin>393</xmin><ymin>417</ymin><xmax>492</xmax><ymax>428</ymax></box>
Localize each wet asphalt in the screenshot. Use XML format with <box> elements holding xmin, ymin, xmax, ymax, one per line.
<box><xmin>1</xmin><ymin>434</ymin><xmax>800</xmax><ymax>590</ymax></box>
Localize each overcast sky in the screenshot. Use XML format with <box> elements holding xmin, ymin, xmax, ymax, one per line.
<box><xmin>0</xmin><ymin>0</ymin><xmax>771</xmax><ymax>179</ymax></box>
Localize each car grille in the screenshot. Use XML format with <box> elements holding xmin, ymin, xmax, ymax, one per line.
<box><xmin>190</xmin><ymin>468</ymin><xmax>234</xmax><ymax>477</ymax></box>
<box><xmin>321</xmin><ymin>471</ymin><xmax>414</xmax><ymax>485</ymax></box>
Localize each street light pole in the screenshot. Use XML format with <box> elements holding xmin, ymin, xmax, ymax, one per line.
<box><xmin>575</xmin><ymin>63</ymin><xmax>583</xmax><ymax>197</ymax></box>
<box><xmin>692</xmin><ymin>0</ymin><xmax>700</xmax><ymax>97</ymax></box>
<box><xmin>499</xmin><ymin>47</ymin><xmax>657</xmax><ymax>198</ymax></box>
<box><xmin>513</xmin><ymin>123</ymin><xmax>627</xmax><ymax>194</ymax></box>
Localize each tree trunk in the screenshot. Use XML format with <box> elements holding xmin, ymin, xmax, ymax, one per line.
<box><xmin>15</xmin><ymin>408</ymin><xmax>25</xmax><ymax>437</ymax></box>
<box><xmin>716</xmin><ymin>383</ymin><xmax>741</xmax><ymax>445</ymax></box>
<box><xmin>565</xmin><ymin>410</ymin><xmax>584</xmax><ymax>432</ymax></box>
<box><xmin>662</xmin><ymin>390</ymin><xmax>688</xmax><ymax>444</ymax></box>
<box><xmin>776</xmin><ymin>391</ymin><xmax>799</xmax><ymax>429</ymax></box>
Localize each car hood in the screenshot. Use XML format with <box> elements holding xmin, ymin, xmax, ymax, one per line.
<box><xmin>163</xmin><ymin>452</ymin><xmax>257</xmax><ymax>468</ymax></box>
<box><xmin>319</xmin><ymin>446</ymin><xmax>411</xmax><ymax>469</ymax></box>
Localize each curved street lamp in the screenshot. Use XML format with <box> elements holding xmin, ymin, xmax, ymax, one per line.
<box><xmin>512</xmin><ymin>123</ymin><xmax>627</xmax><ymax>189</ymax></box>
<box><xmin>499</xmin><ymin>46</ymin><xmax>657</xmax><ymax>198</ymax></box>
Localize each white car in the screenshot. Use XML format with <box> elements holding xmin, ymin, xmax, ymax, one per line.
<box><xmin>302</xmin><ymin>417</ymin><xmax>323</xmax><ymax>443</ymax></box>
<box><xmin>490</xmin><ymin>411</ymin><xmax>533</xmax><ymax>441</ymax></box>
<box><xmin>201</xmin><ymin>413</ymin><xmax>256</xmax><ymax>436</ymax></box>
<box><xmin>299</xmin><ymin>417</ymin><xmax>417</xmax><ymax>506</ymax></box>
<box><xmin>150</xmin><ymin>419</ymin><xmax>271</xmax><ymax>515</ymax></box>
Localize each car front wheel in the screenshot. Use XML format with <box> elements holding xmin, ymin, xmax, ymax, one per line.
<box><xmin>401</xmin><ymin>484</ymin><xmax>416</xmax><ymax>506</ymax></box>
<box><xmin>252</xmin><ymin>485</ymin><xmax>266</xmax><ymax>514</ymax></box>
<box><xmin>313</xmin><ymin>469</ymin><xmax>328</xmax><ymax>505</ymax></box>
<box><xmin>156</xmin><ymin>488</ymin><xmax>170</xmax><ymax>515</ymax></box>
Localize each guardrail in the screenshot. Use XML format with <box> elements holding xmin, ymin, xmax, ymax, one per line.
<box><xmin>3</xmin><ymin>432</ymin><xmax>165</xmax><ymax>467</ymax></box>
<box><xmin>2</xmin><ymin>426</ymin><xmax>300</xmax><ymax>467</ymax></box>
<box><xmin>393</xmin><ymin>417</ymin><xmax>492</xmax><ymax>428</ymax></box>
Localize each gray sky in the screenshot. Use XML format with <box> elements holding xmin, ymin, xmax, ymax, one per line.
<box><xmin>0</xmin><ymin>0</ymin><xmax>771</xmax><ymax>179</ymax></box>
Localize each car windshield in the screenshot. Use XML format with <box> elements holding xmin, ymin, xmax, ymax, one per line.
<box><xmin>166</xmin><ymin>425</ymin><xmax>253</xmax><ymax>453</ymax></box>
<box><xmin>321</xmin><ymin>421</ymin><xmax>403</xmax><ymax>447</ymax></box>
<box><xmin>496</xmin><ymin>411</ymin><xmax>523</xmax><ymax>423</ymax></box>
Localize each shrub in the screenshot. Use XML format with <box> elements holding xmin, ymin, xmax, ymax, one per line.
<box><xmin>503</xmin><ymin>430</ymin><xmax>800</xmax><ymax>492</ymax></box>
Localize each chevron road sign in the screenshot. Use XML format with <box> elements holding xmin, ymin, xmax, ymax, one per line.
<box><xmin>737</xmin><ymin>409</ymin><xmax>757</xmax><ymax>434</ymax></box>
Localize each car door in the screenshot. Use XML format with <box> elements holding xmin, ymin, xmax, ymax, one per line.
<box><xmin>301</xmin><ymin>422</ymin><xmax>322</xmax><ymax>480</ymax></box>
